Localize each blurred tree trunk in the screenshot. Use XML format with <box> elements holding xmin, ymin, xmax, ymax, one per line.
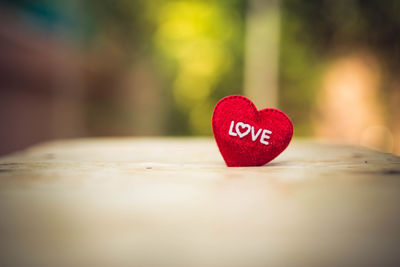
<box><xmin>244</xmin><ymin>0</ymin><xmax>280</xmax><ymax>108</ymax></box>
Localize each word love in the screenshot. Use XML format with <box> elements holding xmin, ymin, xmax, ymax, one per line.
<box><xmin>228</xmin><ymin>121</ymin><xmax>272</xmax><ymax>146</ymax></box>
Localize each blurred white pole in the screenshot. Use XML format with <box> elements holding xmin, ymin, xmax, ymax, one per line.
<box><xmin>244</xmin><ymin>0</ymin><xmax>280</xmax><ymax>108</ymax></box>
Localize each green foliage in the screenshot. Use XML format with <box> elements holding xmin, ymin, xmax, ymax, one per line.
<box><xmin>11</xmin><ymin>0</ymin><xmax>399</xmax><ymax>136</ymax></box>
<box><xmin>82</xmin><ymin>0</ymin><xmax>246</xmax><ymax>135</ymax></box>
<box><xmin>151</xmin><ymin>0</ymin><xmax>245</xmax><ymax>135</ymax></box>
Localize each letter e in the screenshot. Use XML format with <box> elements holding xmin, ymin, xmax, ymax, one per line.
<box><xmin>260</xmin><ymin>129</ymin><xmax>272</xmax><ymax>145</ymax></box>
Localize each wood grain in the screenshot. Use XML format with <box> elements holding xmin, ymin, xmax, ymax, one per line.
<box><xmin>0</xmin><ymin>138</ymin><xmax>399</xmax><ymax>267</ymax></box>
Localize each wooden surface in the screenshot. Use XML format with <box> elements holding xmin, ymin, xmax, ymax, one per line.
<box><xmin>0</xmin><ymin>138</ymin><xmax>400</xmax><ymax>267</ymax></box>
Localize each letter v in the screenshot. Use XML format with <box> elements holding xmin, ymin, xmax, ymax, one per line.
<box><xmin>251</xmin><ymin>126</ymin><xmax>262</xmax><ymax>141</ymax></box>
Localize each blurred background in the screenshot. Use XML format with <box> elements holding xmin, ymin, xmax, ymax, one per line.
<box><xmin>0</xmin><ymin>0</ymin><xmax>399</xmax><ymax>156</ymax></box>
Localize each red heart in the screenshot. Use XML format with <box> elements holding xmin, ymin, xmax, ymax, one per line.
<box><xmin>212</xmin><ymin>95</ymin><xmax>293</xmax><ymax>167</ymax></box>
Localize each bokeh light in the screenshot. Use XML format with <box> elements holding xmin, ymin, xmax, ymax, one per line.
<box><xmin>0</xmin><ymin>0</ymin><xmax>399</xmax><ymax>154</ymax></box>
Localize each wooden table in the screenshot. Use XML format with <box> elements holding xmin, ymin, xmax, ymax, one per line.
<box><xmin>1</xmin><ymin>138</ymin><xmax>400</xmax><ymax>267</ymax></box>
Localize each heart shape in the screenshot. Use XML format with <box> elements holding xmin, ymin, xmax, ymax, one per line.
<box><xmin>236</xmin><ymin>122</ymin><xmax>251</xmax><ymax>138</ymax></box>
<box><xmin>212</xmin><ymin>95</ymin><xmax>293</xmax><ymax>167</ymax></box>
